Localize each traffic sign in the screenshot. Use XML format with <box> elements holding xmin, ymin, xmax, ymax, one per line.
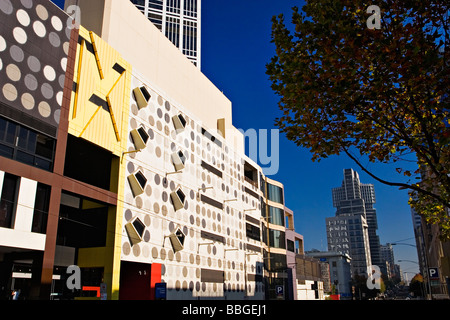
<box><xmin>275</xmin><ymin>285</ymin><xmax>284</xmax><ymax>299</ymax></box>
<box><xmin>428</xmin><ymin>268</ymin><xmax>439</xmax><ymax>280</ymax></box>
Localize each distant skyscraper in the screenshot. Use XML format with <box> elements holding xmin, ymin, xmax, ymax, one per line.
<box><xmin>410</xmin><ymin>207</ymin><xmax>428</xmax><ymax>278</ymax></box>
<box><xmin>326</xmin><ymin>169</ymin><xmax>382</xmax><ymax>277</ymax></box>
<box><xmin>130</xmin><ymin>0</ymin><xmax>201</xmax><ymax>69</ymax></box>
<box><xmin>380</xmin><ymin>243</ymin><xmax>395</xmax><ymax>277</ymax></box>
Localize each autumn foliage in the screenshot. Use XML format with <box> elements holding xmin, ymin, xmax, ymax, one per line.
<box><xmin>266</xmin><ymin>1</ymin><xmax>449</xmax><ymax>238</ymax></box>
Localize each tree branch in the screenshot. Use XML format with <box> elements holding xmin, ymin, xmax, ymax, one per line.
<box><xmin>341</xmin><ymin>146</ymin><xmax>449</xmax><ymax>207</ymax></box>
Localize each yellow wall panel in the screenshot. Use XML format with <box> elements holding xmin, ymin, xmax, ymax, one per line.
<box><xmin>68</xmin><ymin>26</ymin><xmax>132</xmax><ymax>300</ymax></box>
<box><xmin>78</xmin><ymin>247</ymin><xmax>106</xmax><ymax>268</ymax></box>
<box><xmin>68</xmin><ymin>27</ymin><xmax>131</xmax><ymax>158</ymax></box>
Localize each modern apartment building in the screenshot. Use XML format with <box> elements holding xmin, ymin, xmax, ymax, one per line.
<box><xmin>130</xmin><ymin>0</ymin><xmax>201</xmax><ymax>69</ymax></box>
<box><xmin>327</xmin><ymin>169</ymin><xmax>382</xmax><ymax>277</ymax></box>
<box><xmin>0</xmin><ymin>0</ymin><xmax>303</xmax><ymax>300</ymax></box>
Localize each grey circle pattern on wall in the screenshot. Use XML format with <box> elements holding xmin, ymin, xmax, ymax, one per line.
<box><xmin>122</xmin><ymin>76</ymin><xmax>265</xmax><ymax>299</ymax></box>
<box><xmin>0</xmin><ymin>0</ymin><xmax>72</xmax><ymax>133</ymax></box>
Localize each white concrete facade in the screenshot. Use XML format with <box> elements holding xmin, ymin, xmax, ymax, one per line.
<box><xmin>0</xmin><ymin>171</ymin><xmax>46</xmax><ymax>252</ymax></box>
<box><xmin>70</xmin><ymin>0</ymin><xmax>268</xmax><ymax>300</ymax></box>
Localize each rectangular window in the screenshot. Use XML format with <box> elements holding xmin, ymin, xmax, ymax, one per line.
<box><xmin>184</xmin><ymin>0</ymin><xmax>197</xmax><ymax>17</ymax></box>
<box><xmin>268</xmin><ymin>206</ymin><xmax>285</xmax><ymax>226</ymax></box>
<box><xmin>166</xmin><ymin>0</ymin><xmax>181</xmax><ymax>14</ymax></box>
<box><xmin>148</xmin><ymin>0</ymin><xmax>163</xmax><ymax>10</ymax></box>
<box><xmin>57</xmin><ymin>192</ymin><xmax>109</xmax><ymax>248</ymax></box>
<box><xmin>260</xmin><ymin>198</ymin><xmax>266</xmax><ymax>218</ymax></box>
<box><xmin>287</xmin><ymin>239</ymin><xmax>295</xmax><ymax>252</ymax></box>
<box><xmin>32</xmin><ymin>183</ymin><xmax>51</xmax><ymax>234</ymax></box>
<box><xmin>165</xmin><ymin>16</ymin><xmax>180</xmax><ymax>47</ymax></box>
<box><xmin>269</xmin><ymin>229</ymin><xmax>286</xmax><ymax>249</ymax></box>
<box><xmin>243</xmin><ymin>161</ymin><xmax>258</xmax><ymax>187</ymax></box>
<box><xmin>149</xmin><ymin>13</ymin><xmax>163</xmax><ymax>30</ymax></box>
<box><xmin>260</xmin><ymin>173</ymin><xmax>266</xmax><ymax>197</ymax></box>
<box><xmin>0</xmin><ymin>117</ymin><xmax>55</xmax><ymax>171</ymax></box>
<box><xmin>64</xmin><ymin>135</ymin><xmax>116</xmax><ymax>191</ymax></box>
<box><xmin>182</xmin><ymin>20</ymin><xmax>197</xmax><ymax>58</ymax></box>
<box><xmin>246</xmin><ymin>223</ymin><xmax>260</xmax><ymax>241</ymax></box>
<box><xmin>0</xmin><ymin>173</ymin><xmax>19</xmax><ymax>229</ymax></box>
<box><xmin>267</xmin><ymin>183</ymin><xmax>283</xmax><ymax>204</ymax></box>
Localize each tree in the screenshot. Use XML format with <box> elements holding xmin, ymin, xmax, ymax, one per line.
<box><xmin>409</xmin><ymin>273</ymin><xmax>425</xmax><ymax>298</ymax></box>
<box><xmin>266</xmin><ymin>0</ymin><xmax>449</xmax><ymax>238</ymax></box>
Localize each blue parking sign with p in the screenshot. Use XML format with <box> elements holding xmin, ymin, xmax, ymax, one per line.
<box><xmin>429</xmin><ymin>268</ymin><xmax>439</xmax><ymax>280</ymax></box>
<box><xmin>276</xmin><ymin>285</ymin><xmax>284</xmax><ymax>296</ymax></box>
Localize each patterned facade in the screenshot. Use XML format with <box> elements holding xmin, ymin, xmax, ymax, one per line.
<box><xmin>0</xmin><ymin>0</ymin><xmax>308</xmax><ymax>300</ymax></box>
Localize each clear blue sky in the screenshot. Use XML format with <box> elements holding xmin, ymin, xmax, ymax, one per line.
<box><xmin>200</xmin><ymin>0</ymin><xmax>419</xmax><ymax>276</ymax></box>
<box><xmin>52</xmin><ymin>0</ymin><xmax>420</xmax><ymax>277</ymax></box>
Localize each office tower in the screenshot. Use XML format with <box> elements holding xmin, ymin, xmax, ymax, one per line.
<box><xmin>380</xmin><ymin>243</ymin><xmax>395</xmax><ymax>277</ymax></box>
<box><xmin>326</xmin><ymin>169</ymin><xmax>382</xmax><ymax>277</ymax></box>
<box><xmin>410</xmin><ymin>207</ymin><xmax>428</xmax><ymax>278</ymax></box>
<box><xmin>130</xmin><ymin>0</ymin><xmax>201</xmax><ymax>69</ymax></box>
<box><xmin>361</xmin><ymin>184</ymin><xmax>383</xmax><ymax>268</ymax></box>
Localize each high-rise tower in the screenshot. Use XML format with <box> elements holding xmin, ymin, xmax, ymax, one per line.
<box><xmin>130</xmin><ymin>0</ymin><xmax>201</xmax><ymax>69</ymax></box>
<box><xmin>326</xmin><ymin>169</ymin><xmax>382</xmax><ymax>276</ymax></box>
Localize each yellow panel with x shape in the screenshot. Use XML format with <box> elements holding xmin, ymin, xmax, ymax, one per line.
<box><xmin>69</xmin><ymin>27</ymin><xmax>132</xmax><ymax>157</ymax></box>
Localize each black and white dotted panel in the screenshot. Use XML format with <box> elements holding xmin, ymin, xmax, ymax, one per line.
<box><xmin>121</xmin><ymin>74</ymin><xmax>265</xmax><ymax>299</ymax></box>
<box><xmin>0</xmin><ymin>0</ymin><xmax>71</xmax><ymax>134</ymax></box>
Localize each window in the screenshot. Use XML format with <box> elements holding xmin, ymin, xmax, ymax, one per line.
<box><xmin>265</xmin><ymin>252</ymin><xmax>287</xmax><ymax>272</ymax></box>
<box><xmin>183</xmin><ymin>20</ymin><xmax>197</xmax><ymax>58</ymax></box>
<box><xmin>244</xmin><ymin>161</ymin><xmax>258</xmax><ymax>187</ymax></box>
<box><xmin>246</xmin><ymin>223</ymin><xmax>260</xmax><ymax>241</ymax></box>
<box><xmin>0</xmin><ymin>173</ymin><xmax>19</xmax><ymax>229</ymax></box>
<box><xmin>135</xmin><ymin>171</ymin><xmax>147</xmax><ymax>189</ymax></box>
<box><xmin>287</xmin><ymin>239</ymin><xmax>295</xmax><ymax>252</ymax></box>
<box><xmin>260</xmin><ymin>173</ymin><xmax>266</xmax><ymax>196</ymax></box>
<box><xmin>149</xmin><ymin>13</ymin><xmax>163</xmax><ymax>30</ymax></box>
<box><xmin>0</xmin><ymin>117</ymin><xmax>55</xmax><ymax>171</ymax></box>
<box><xmin>269</xmin><ymin>229</ymin><xmax>285</xmax><ymax>249</ymax></box>
<box><xmin>165</xmin><ymin>16</ymin><xmax>180</xmax><ymax>47</ymax></box>
<box><xmin>260</xmin><ymin>199</ymin><xmax>266</xmax><ymax>217</ymax></box>
<box><xmin>267</xmin><ymin>183</ymin><xmax>283</xmax><ymax>204</ymax></box>
<box><xmin>166</xmin><ymin>0</ymin><xmax>181</xmax><ymax>14</ymax></box>
<box><xmin>184</xmin><ymin>0</ymin><xmax>198</xmax><ymax>17</ymax></box>
<box><xmin>57</xmin><ymin>193</ymin><xmax>109</xmax><ymax>248</ymax></box>
<box><xmin>64</xmin><ymin>135</ymin><xmax>117</xmax><ymax>191</ymax></box>
<box><xmin>268</xmin><ymin>206</ymin><xmax>284</xmax><ymax>226</ymax></box>
<box><xmin>32</xmin><ymin>183</ymin><xmax>51</xmax><ymax>234</ymax></box>
<box><xmin>149</xmin><ymin>0</ymin><xmax>163</xmax><ymax>10</ymax></box>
